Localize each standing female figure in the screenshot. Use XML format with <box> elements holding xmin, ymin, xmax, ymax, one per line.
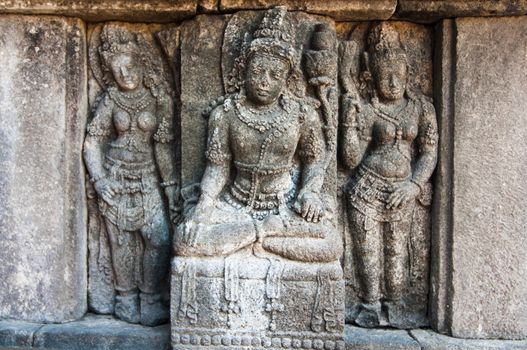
<box><xmin>341</xmin><ymin>23</ymin><xmax>438</xmax><ymax>327</ymax></box>
<box><xmin>84</xmin><ymin>25</ymin><xmax>178</xmax><ymax>326</ymax></box>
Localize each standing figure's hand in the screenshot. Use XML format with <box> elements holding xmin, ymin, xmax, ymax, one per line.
<box><xmin>294</xmin><ymin>191</ymin><xmax>325</xmax><ymax>223</ymax></box>
<box><xmin>164</xmin><ymin>185</ymin><xmax>182</xmax><ymax>224</ymax></box>
<box><xmin>386</xmin><ymin>181</ymin><xmax>420</xmax><ymax>210</ymax></box>
<box><xmin>94</xmin><ymin>177</ymin><xmax>122</xmax><ymax>204</ymax></box>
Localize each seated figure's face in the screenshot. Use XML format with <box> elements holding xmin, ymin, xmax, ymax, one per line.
<box><xmin>110</xmin><ymin>53</ymin><xmax>143</xmax><ymax>91</ymax></box>
<box><xmin>245</xmin><ymin>54</ymin><xmax>289</xmax><ymax>105</ymax></box>
<box><xmin>374</xmin><ymin>59</ymin><xmax>407</xmax><ymax>102</ymax></box>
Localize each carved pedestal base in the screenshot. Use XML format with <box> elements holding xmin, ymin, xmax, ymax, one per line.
<box><xmin>171</xmin><ymin>249</ymin><xmax>345</xmax><ymax>349</ymax></box>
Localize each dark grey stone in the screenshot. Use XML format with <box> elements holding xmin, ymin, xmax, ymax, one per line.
<box><xmin>411</xmin><ymin>329</ymin><xmax>527</xmax><ymax>350</ymax></box>
<box><xmin>344</xmin><ymin>325</ymin><xmax>420</xmax><ymax>350</ymax></box>
<box><xmin>396</xmin><ymin>1</ymin><xmax>527</xmax><ymax>23</ymax></box>
<box><xmin>0</xmin><ymin>320</ymin><xmax>41</xmax><ymax>348</ymax></box>
<box><xmin>430</xmin><ymin>16</ymin><xmax>527</xmax><ymax>340</ymax></box>
<box><xmin>32</xmin><ymin>314</ymin><xmax>170</xmax><ymax>350</ymax></box>
<box><xmin>0</xmin><ymin>15</ymin><xmax>87</xmax><ymax>323</ymax></box>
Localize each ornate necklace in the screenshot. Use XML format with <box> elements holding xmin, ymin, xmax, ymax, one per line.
<box><xmin>372</xmin><ymin>99</ymin><xmax>408</xmax><ymax>126</ymax></box>
<box><xmin>109</xmin><ymin>87</ymin><xmax>153</xmax><ymax>115</ymax></box>
<box><xmin>234</xmin><ymin>101</ymin><xmax>286</xmax><ymax>133</ymax></box>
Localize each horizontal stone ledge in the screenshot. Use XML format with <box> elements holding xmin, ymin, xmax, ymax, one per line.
<box><xmin>219</xmin><ymin>0</ymin><xmax>397</xmax><ymax>21</ymax></box>
<box><xmin>2</xmin><ymin>319</ymin><xmax>527</xmax><ymax>349</ymax></box>
<box><xmin>396</xmin><ymin>0</ymin><xmax>527</xmax><ymax>22</ymax></box>
<box><xmin>0</xmin><ymin>0</ymin><xmax>197</xmax><ymax>22</ymax></box>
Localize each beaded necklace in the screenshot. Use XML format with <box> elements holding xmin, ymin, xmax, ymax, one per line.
<box><xmin>234</xmin><ymin>99</ymin><xmax>287</xmax><ymax>133</ymax></box>
<box><xmin>109</xmin><ymin>87</ymin><xmax>153</xmax><ymax>115</ymax></box>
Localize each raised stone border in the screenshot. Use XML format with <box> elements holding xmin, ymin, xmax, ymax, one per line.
<box><xmin>0</xmin><ymin>0</ymin><xmax>525</xmax><ymax>22</ymax></box>
<box><xmin>2</xmin><ymin>321</ymin><xmax>527</xmax><ymax>349</ymax></box>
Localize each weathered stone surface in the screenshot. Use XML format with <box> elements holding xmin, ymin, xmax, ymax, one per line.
<box><xmin>0</xmin><ymin>15</ymin><xmax>87</xmax><ymax>323</ymax></box>
<box><xmin>198</xmin><ymin>0</ymin><xmax>219</xmax><ymax>13</ymax></box>
<box><xmin>0</xmin><ymin>320</ymin><xmax>41</xmax><ymax>347</ymax></box>
<box><xmin>220</xmin><ymin>0</ymin><xmax>396</xmax><ymax>21</ymax></box>
<box><xmin>179</xmin><ymin>14</ymin><xmax>227</xmax><ymax>191</ymax></box>
<box><xmin>0</xmin><ymin>0</ymin><xmax>197</xmax><ymax>22</ymax></box>
<box><xmin>85</xmin><ymin>22</ymin><xmax>178</xmax><ymax>327</ymax></box>
<box><xmin>396</xmin><ymin>1</ymin><xmax>527</xmax><ymax>22</ymax></box>
<box><xmin>411</xmin><ymin>329</ymin><xmax>527</xmax><ymax>350</ymax></box>
<box><xmin>173</xmin><ymin>8</ymin><xmax>344</xmax><ymax>349</ymax></box>
<box><xmin>338</xmin><ymin>21</ymin><xmax>435</xmax><ymax>329</ymax></box>
<box><xmin>431</xmin><ymin>17</ymin><xmax>527</xmax><ymax>339</ymax></box>
<box><xmin>345</xmin><ymin>326</ymin><xmax>420</xmax><ymax>349</ymax></box>
<box><xmin>32</xmin><ymin>314</ymin><xmax>170</xmax><ymax>350</ymax></box>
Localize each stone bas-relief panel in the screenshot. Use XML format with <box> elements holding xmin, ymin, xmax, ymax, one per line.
<box><xmin>84</xmin><ymin>22</ymin><xmax>179</xmax><ymax>326</ymax></box>
<box><xmin>337</xmin><ymin>21</ymin><xmax>436</xmax><ymax>329</ymax></box>
<box><xmin>0</xmin><ymin>15</ymin><xmax>87</xmax><ymax>323</ymax></box>
<box><xmin>172</xmin><ymin>7</ymin><xmax>345</xmax><ymax>349</ymax></box>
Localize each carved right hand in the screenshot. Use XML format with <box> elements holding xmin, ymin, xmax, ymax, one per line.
<box><xmin>94</xmin><ymin>177</ymin><xmax>122</xmax><ymax>204</ymax></box>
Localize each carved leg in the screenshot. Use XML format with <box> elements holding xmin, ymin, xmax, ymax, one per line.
<box><xmin>105</xmin><ymin>220</ymin><xmax>138</xmax><ymax>293</ymax></box>
<box><xmin>106</xmin><ymin>220</ymin><xmax>141</xmax><ymax>323</ymax></box>
<box><xmin>261</xmin><ymin>226</ymin><xmax>342</xmax><ymax>263</ymax></box>
<box><xmin>140</xmin><ymin>212</ymin><xmax>170</xmax><ymax>294</ymax></box>
<box><xmin>383</xmin><ymin>215</ymin><xmax>411</xmax><ymax>302</ymax></box>
<box><xmin>348</xmin><ymin>208</ymin><xmax>382</xmax><ymax>303</ymax></box>
<box><xmin>139</xmin><ymin>211</ymin><xmax>171</xmax><ymax>326</ymax></box>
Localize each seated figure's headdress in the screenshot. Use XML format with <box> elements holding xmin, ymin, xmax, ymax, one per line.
<box><xmin>246</xmin><ymin>6</ymin><xmax>298</xmax><ymax>70</ymax></box>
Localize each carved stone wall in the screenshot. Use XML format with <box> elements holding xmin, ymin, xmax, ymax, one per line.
<box><xmin>0</xmin><ymin>2</ymin><xmax>526</xmax><ymax>349</ymax></box>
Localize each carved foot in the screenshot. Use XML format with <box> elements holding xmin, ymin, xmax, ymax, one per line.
<box><xmin>115</xmin><ymin>291</ymin><xmax>140</xmax><ymax>324</ymax></box>
<box><xmin>354</xmin><ymin>302</ymin><xmax>381</xmax><ymax>328</ymax></box>
<box><xmin>140</xmin><ymin>292</ymin><xmax>169</xmax><ymax>326</ymax></box>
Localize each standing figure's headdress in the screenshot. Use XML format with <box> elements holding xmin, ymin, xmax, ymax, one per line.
<box><xmin>99</xmin><ymin>25</ymin><xmax>141</xmax><ymax>65</ymax></box>
<box><xmin>367</xmin><ymin>22</ymin><xmax>407</xmax><ymax>70</ymax></box>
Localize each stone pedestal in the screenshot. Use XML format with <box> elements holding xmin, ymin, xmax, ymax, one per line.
<box><xmin>431</xmin><ymin>17</ymin><xmax>527</xmax><ymax>339</ymax></box>
<box><xmin>0</xmin><ymin>15</ymin><xmax>87</xmax><ymax>323</ymax></box>
<box><xmin>171</xmin><ymin>250</ymin><xmax>345</xmax><ymax>349</ymax></box>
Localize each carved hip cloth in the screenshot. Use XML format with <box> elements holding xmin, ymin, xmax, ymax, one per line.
<box><xmin>98</xmin><ymin>155</ymin><xmax>163</xmax><ymax>232</ymax></box>
<box><xmin>346</xmin><ymin>164</ymin><xmax>414</xmax><ymax>223</ymax></box>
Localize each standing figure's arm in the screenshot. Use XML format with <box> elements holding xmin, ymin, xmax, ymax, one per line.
<box><xmin>153</xmin><ymin>89</ymin><xmax>179</xmax><ymax>222</ymax></box>
<box><xmin>412</xmin><ymin>98</ymin><xmax>439</xmax><ymax>190</ymax></box>
<box><xmin>295</xmin><ymin>106</ymin><xmax>327</xmax><ymax>223</ymax></box>
<box><xmin>193</xmin><ymin>106</ymin><xmax>231</xmax><ymax>218</ymax></box>
<box><xmin>83</xmin><ymin>94</ymin><xmax>117</xmax><ymax>203</ymax></box>
<box><xmin>340</xmin><ymin>97</ymin><xmax>371</xmax><ymax>170</ymax></box>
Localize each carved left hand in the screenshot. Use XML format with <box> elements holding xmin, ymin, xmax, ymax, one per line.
<box><xmin>294</xmin><ymin>191</ymin><xmax>325</xmax><ymax>223</ymax></box>
<box><xmin>164</xmin><ymin>185</ymin><xmax>181</xmax><ymax>224</ymax></box>
<box><xmin>386</xmin><ymin>181</ymin><xmax>420</xmax><ymax>210</ymax></box>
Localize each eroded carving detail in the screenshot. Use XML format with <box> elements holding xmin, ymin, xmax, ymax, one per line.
<box><xmin>172</xmin><ymin>7</ymin><xmax>344</xmax><ymax>348</ymax></box>
<box><xmin>84</xmin><ymin>24</ymin><xmax>178</xmax><ymax>326</ymax></box>
<box><xmin>339</xmin><ymin>22</ymin><xmax>437</xmax><ymax>328</ymax></box>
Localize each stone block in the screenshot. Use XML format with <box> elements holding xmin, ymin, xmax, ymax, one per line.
<box><xmin>171</xmin><ymin>252</ymin><xmax>345</xmax><ymax>349</ymax></box>
<box><xmin>0</xmin><ymin>320</ymin><xmax>41</xmax><ymax>347</ymax></box>
<box><xmin>179</xmin><ymin>14</ymin><xmax>228</xmax><ymax>190</ymax></box>
<box><xmin>0</xmin><ymin>0</ymin><xmax>197</xmax><ymax>22</ymax></box>
<box><xmin>219</xmin><ymin>0</ymin><xmax>396</xmax><ymax>21</ymax></box>
<box><xmin>431</xmin><ymin>17</ymin><xmax>527</xmax><ymax>339</ymax></box>
<box><xmin>32</xmin><ymin>314</ymin><xmax>170</xmax><ymax>350</ymax></box>
<box><xmin>345</xmin><ymin>325</ymin><xmax>420</xmax><ymax>350</ymax></box>
<box><xmin>396</xmin><ymin>0</ymin><xmax>527</xmax><ymax>22</ymax></box>
<box><xmin>0</xmin><ymin>15</ymin><xmax>87</xmax><ymax>323</ymax></box>
<box><xmin>411</xmin><ymin>329</ymin><xmax>527</xmax><ymax>350</ymax></box>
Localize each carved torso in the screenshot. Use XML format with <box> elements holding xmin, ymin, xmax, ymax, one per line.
<box><xmin>360</xmin><ymin>98</ymin><xmax>420</xmax><ymax>179</ymax></box>
<box><xmin>106</xmin><ymin>89</ymin><xmax>158</xmax><ymax>164</ymax></box>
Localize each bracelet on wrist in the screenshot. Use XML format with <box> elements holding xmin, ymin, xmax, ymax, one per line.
<box><xmin>90</xmin><ymin>174</ymin><xmax>106</xmax><ymax>184</ymax></box>
<box><xmin>161</xmin><ymin>180</ymin><xmax>177</xmax><ymax>188</ymax></box>
<box><xmin>410</xmin><ymin>179</ymin><xmax>425</xmax><ymax>193</ymax></box>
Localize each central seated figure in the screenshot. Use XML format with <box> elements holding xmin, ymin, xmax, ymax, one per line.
<box><xmin>172</xmin><ymin>7</ymin><xmax>344</xmax><ymax>349</ymax></box>
<box><xmin>174</xmin><ymin>10</ymin><xmax>341</xmax><ymax>265</ymax></box>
